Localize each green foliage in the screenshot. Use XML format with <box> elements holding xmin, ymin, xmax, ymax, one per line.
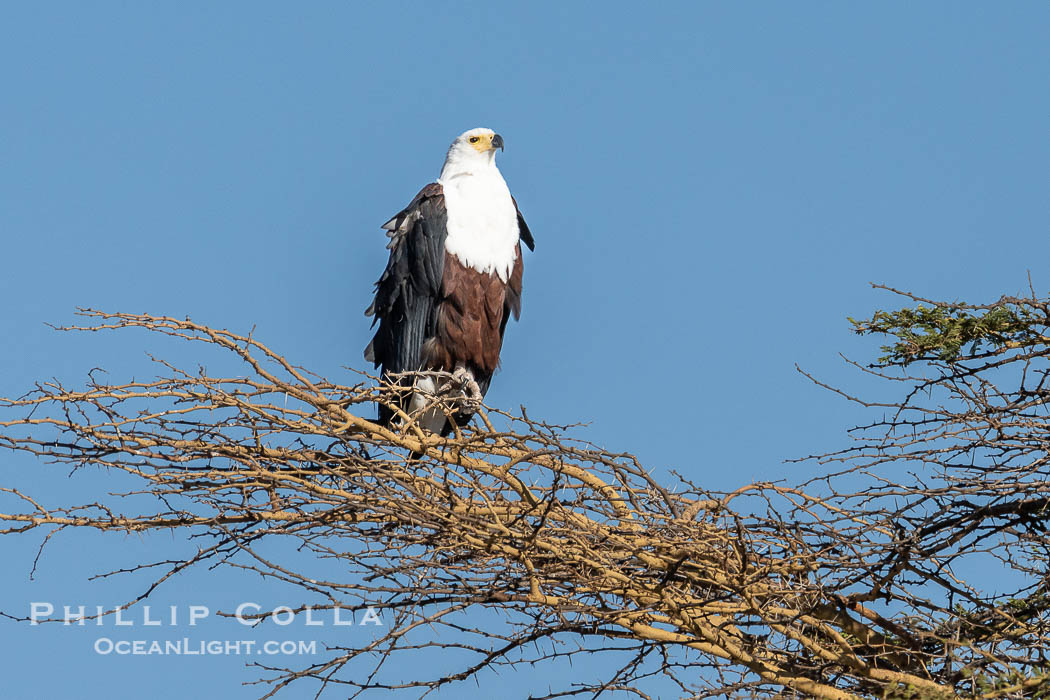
<box><xmin>962</xmin><ymin>666</ymin><xmax>1050</xmax><ymax>699</ymax></box>
<box><xmin>949</xmin><ymin>592</ymin><xmax>1050</xmax><ymax>647</ymax></box>
<box><xmin>849</xmin><ymin>301</ymin><xmax>1047</xmax><ymax>365</ymax></box>
<box><xmin>881</xmin><ymin>668</ymin><xmax>1050</xmax><ymax>699</ymax></box>
<box><xmin>880</xmin><ymin>682</ymin><xmax>955</xmax><ymax>700</ymax></box>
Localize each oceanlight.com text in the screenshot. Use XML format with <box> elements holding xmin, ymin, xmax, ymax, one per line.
<box><xmin>94</xmin><ymin>638</ymin><xmax>318</xmax><ymax>656</ymax></box>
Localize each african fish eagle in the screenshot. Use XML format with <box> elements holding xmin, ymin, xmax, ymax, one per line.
<box><xmin>364</xmin><ymin>127</ymin><xmax>535</xmax><ymax>433</ymax></box>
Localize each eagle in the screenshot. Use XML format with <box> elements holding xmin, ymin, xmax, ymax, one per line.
<box><xmin>364</xmin><ymin>128</ymin><xmax>535</xmax><ymax>434</ymax></box>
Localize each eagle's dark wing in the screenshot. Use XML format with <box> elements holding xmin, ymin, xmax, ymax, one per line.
<box><xmin>484</xmin><ymin>202</ymin><xmax>533</xmax><ymax>398</ymax></box>
<box><xmin>503</xmin><ymin>197</ymin><xmax>532</xmax><ymax>327</ymax></box>
<box><xmin>364</xmin><ymin>183</ymin><xmax>447</xmax><ymax>425</ymax></box>
<box><xmin>513</xmin><ymin>197</ymin><xmax>535</xmax><ymax>253</ymax></box>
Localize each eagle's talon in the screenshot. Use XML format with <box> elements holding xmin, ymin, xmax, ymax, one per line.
<box><xmin>462</xmin><ymin>378</ymin><xmax>482</xmax><ymax>406</ymax></box>
<box><xmin>439</xmin><ymin>368</ymin><xmax>482</xmax><ymax>411</ymax></box>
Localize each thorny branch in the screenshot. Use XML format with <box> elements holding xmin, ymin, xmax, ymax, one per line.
<box><xmin>1</xmin><ymin>295</ymin><xmax>1050</xmax><ymax>699</ymax></box>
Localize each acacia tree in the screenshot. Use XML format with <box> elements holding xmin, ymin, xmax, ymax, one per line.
<box><xmin>2</xmin><ymin>285</ymin><xmax>1050</xmax><ymax>699</ymax></box>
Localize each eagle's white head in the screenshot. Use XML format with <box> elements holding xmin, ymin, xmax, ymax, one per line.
<box><xmin>436</xmin><ymin>127</ymin><xmax>518</xmax><ymax>281</ymax></box>
<box><xmin>439</xmin><ymin>127</ymin><xmax>504</xmax><ymax>180</ymax></box>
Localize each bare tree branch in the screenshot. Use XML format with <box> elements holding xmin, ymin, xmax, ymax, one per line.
<box><xmin>2</xmin><ymin>297</ymin><xmax>1050</xmax><ymax>699</ymax></box>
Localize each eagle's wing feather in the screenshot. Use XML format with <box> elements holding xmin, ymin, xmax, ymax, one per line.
<box><xmin>512</xmin><ymin>196</ymin><xmax>535</xmax><ymax>252</ymax></box>
<box><xmin>365</xmin><ymin>184</ymin><xmax>447</xmax><ymax>424</ymax></box>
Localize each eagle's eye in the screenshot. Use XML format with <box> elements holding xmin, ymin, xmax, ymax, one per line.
<box><xmin>468</xmin><ymin>136</ymin><xmax>480</xmax><ymax>143</ymax></box>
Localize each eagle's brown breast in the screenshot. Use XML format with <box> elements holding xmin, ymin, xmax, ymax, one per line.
<box><xmin>422</xmin><ymin>246</ymin><xmax>524</xmax><ymax>376</ymax></box>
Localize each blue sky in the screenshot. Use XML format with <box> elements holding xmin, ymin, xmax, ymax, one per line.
<box><xmin>1</xmin><ymin>2</ymin><xmax>1048</xmax><ymax>698</ymax></box>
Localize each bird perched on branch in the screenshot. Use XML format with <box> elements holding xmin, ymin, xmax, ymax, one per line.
<box><xmin>365</xmin><ymin>128</ymin><xmax>535</xmax><ymax>433</ymax></box>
